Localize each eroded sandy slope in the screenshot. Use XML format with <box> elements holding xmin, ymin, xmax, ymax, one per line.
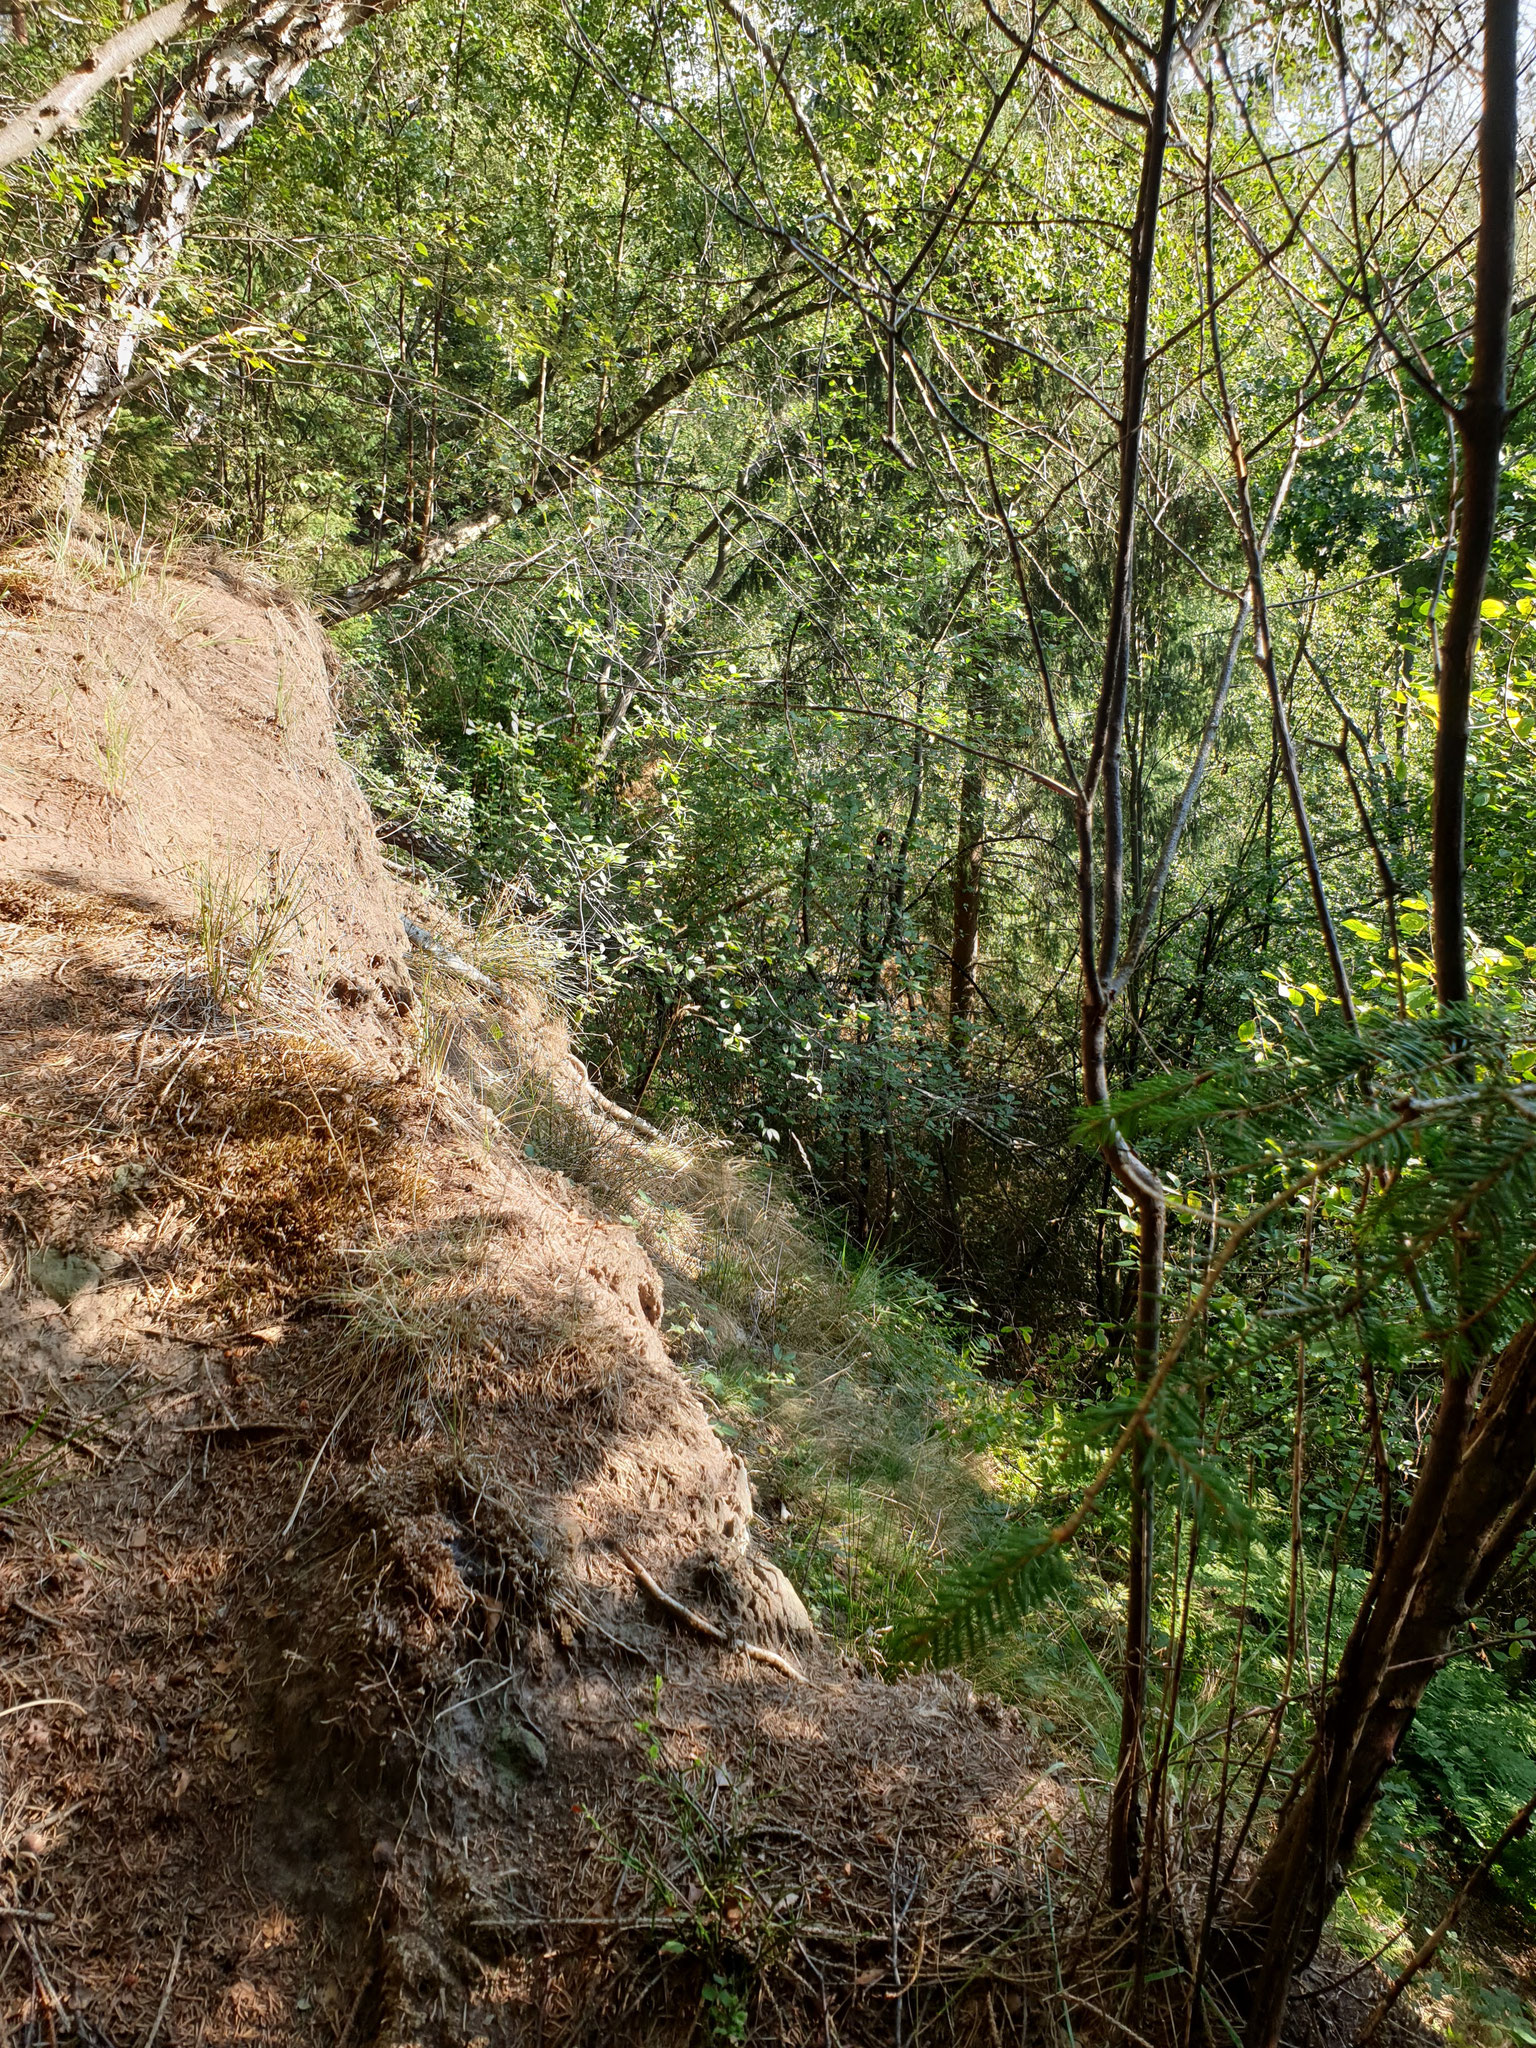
<box><xmin>0</xmin><ymin>554</ymin><xmax>1063</xmax><ymax>2048</ymax></box>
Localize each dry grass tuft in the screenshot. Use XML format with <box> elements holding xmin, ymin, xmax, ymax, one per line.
<box><xmin>326</xmin><ymin>1220</ymin><xmax>493</xmax><ymax>1425</ymax></box>
<box><xmin>91</xmin><ymin>679</ymin><xmax>148</xmax><ymax>800</ymax></box>
<box><xmin>410</xmin><ymin>887</ymin><xmax>568</xmax><ymax>1096</ymax></box>
<box><xmin>191</xmin><ymin>851</ymin><xmax>310</xmax><ymax>1015</ymax></box>
<box><xmin>141</xmin><ymin>1037</ymin><xmax>413</xmax><ymax>1317</ymax></box>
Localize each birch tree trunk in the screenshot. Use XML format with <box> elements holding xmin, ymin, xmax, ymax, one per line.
<box><xmin>0</xmin><ymin>0</ymin><xmax>414</xmax><ymax>533</ymax></box>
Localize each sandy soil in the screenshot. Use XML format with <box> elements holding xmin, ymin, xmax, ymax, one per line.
<box><xmin>0</xmin><ymin>543</ymin><xmax>411</xmax><ymax>1027</ymax></box>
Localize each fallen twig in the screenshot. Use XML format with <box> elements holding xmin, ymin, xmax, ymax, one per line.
<box><xmin>7</xmin><ymin>1599</ymin><xmax>62</xmax><ymax>1631</ymax></box>
<box><xmin>615</xmin><ymin>1546</ymin><xmax>808</xmax><ymax>1684</ymax></box>
<box><xmin>143</xmin><ymin>1930</ymin><xmax>183</xmax><ymax>2048</ymax></box>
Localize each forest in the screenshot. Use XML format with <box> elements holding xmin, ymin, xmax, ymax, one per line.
<box><xmin>1</xmin><ymin>0</ymin><xmax>1534</xmax><ymax>2041</ymax></box>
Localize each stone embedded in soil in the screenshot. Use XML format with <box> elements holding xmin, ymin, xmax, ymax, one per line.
<box><xmin>27</xmin><ymin>1246</ymin><xmax>104</xmax><ymax>1305</ymax></box>
<box><xmin>491</xmin><ymin>1711</ymin><xmax>548</xmax><ymax>1782</ymax></box>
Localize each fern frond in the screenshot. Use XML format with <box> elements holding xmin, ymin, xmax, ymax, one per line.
<box><xmin>887</xmin><ymin>1518</ymin><xmax>1070</xmax><ymax>1668</ymax></box>
<box><xmin>1146</xmin><ymin>1391</ymin><xmax>1252</xmax><ymax>1538</ymax></box>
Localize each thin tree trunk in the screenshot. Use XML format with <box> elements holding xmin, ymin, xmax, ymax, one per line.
<box><xmin>948</xmin><ymin>751</ymin><xmax>985</xmax><ymax>1046</ymax></box>
<box><xmin>631</xmin><ymin>986</ymin><xmax>685</xmax><ymax>1109</ymax></box>
<box><xmin>1432</xmin><ymin>0</ymin><xmax>1516</xmax><ymax>1009</ymax></box>
<box><xmin>987</xmin><ymin>0</ymin><xmax>1176</xmax><ymax>1909</ymax></box>
<box><xmin>1218</xmin><ymin>6</ymin><xmax>1519</xmax><ymax>2036</ymax></box>
<box><xmin>941</xmin><ymin>739</ymin><xmax>985</xmax><ymax>1273</ymax></box>
<box><xmin>879</xmin><ymin>727</ymin><xmax>926</xmax><ymax>965</ymax></box>
<box><xmin>1331</xmin><ymin>721</ymin><xmax>1408</xmax><ymax>1018</ymax></box>
<box><xmin>1087</xmin><ymin>0</ymin><xmax>1177</xmax><ymax>1907</ymax></box>
<box><xmin>1203</xmin><ymin>134</ymin><xmax>1355</xmax><ymax>1025</ymax></box>
<box><xmin>1230</xmin><ymin>483</ymin><xmax>1356</xmax><ymax>1024</ymax></box>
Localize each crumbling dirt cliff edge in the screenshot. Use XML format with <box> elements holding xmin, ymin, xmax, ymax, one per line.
<box><xmin>0</xmin><ymin>547</ymin><xmax>1064</xmax><ymax>2048</ymax></box>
